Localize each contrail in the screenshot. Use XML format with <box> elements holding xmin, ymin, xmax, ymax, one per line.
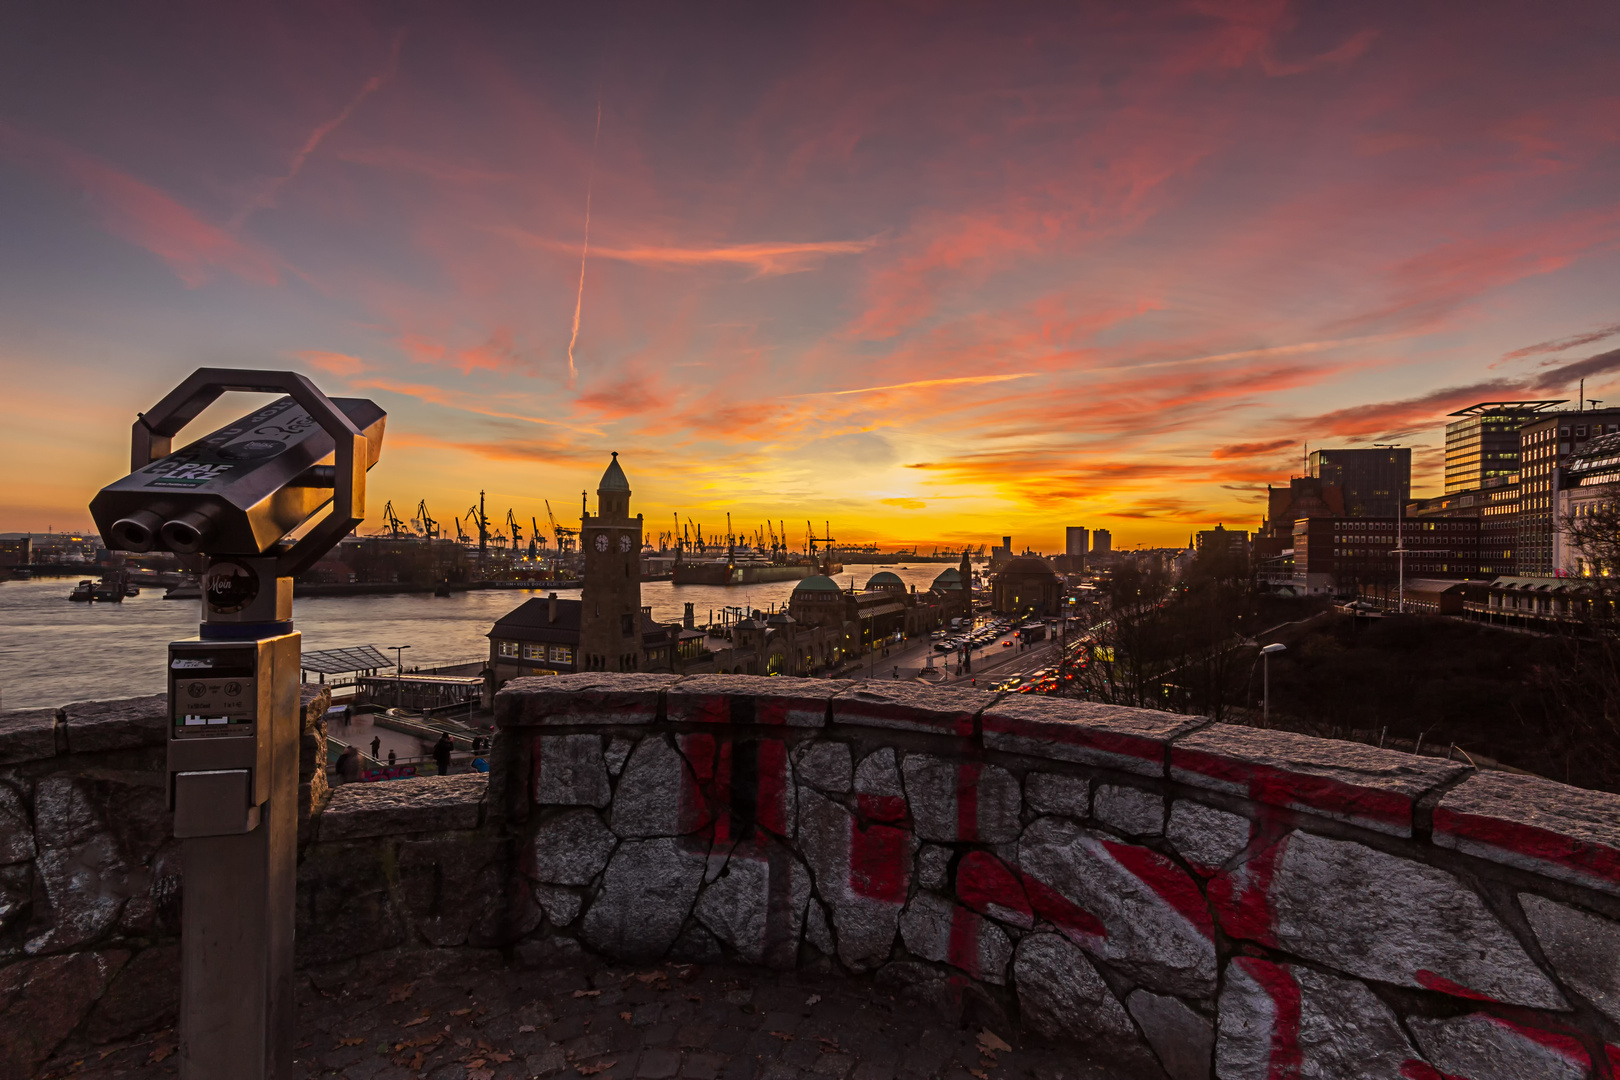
<box><xmin>567</xmin><ymin>100</ymin><xmax>602</xmax><ymax>387</ymax></box>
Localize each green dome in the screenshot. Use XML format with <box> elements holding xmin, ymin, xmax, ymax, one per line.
<box><xmin>934</xmin><ymin>567</ymin><xmax>962</xmax><ymax>581</ymax></box>
<box><xmin>866</xmin><ymin>571</ymin><xmax>904</xmax><ymax>589</ymax></box>
<box><xmin>598</xmin><ymin>452</ymin><xmax>630</xmax><ymax>492</ymax></box>
<box><xmin>795</xmin><ymin>575</ymin><xmax>842</xmax><ymax>593</ymax></box>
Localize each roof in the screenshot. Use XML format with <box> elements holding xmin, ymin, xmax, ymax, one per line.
<box><xmin>856</xmin><ymin>599</ymin><xmax>908</xmax><ymax>619</ymax></box>
<box><xmin>301</xmin><ymin>645</ymin><xmax>395</xmax><ymax>675</ymax></box>
<box><xmin>866</xmin><ymin>571</ymin><xmax>904</xmax><ymax>589</ymax></box>
<box><xmin>491</xmin><ymin>597</ymin><xmax>583</xmax><ymax>633</ymax></box>
<box><xmin>997</xmin><ymin>556</ymin><xmax>1057</xmax><ymax>577</ymax></box>
<box><xmin>599</xmin><ymin>452</ymin><xmax>630</xmax><ymax>492</ymax></box>
<box><xmin>1447</xmin><ymin>400</ymin><xmax>1566</xmax><ymax>417</ymax></box>
<box><xmin>766</xmin><ymin>612</ymin><xmax>797</xmax><ymax>625</ymax></box>
<box><xmin>794</xmin><ymin>575</ymin><xmax>843</xmax><ymax>594</ymax></box>
<box><xmin>933</xmin><ymin>567</ymin><xmax>962</xmax><ymax>581</ymax></box>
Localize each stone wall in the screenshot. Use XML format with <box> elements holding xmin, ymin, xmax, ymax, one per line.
<box><xmin>6</xmin><ymin>673</ymin><xmax>1620</xmax><ymax>1080</ymax></box>
<box><xmin>493</xmin><ymin>674</ymin><xmax>1620</xmax><ymax>1080</ymax></box>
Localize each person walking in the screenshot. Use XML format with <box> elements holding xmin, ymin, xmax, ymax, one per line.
<box><xmin>386</xmin><ymin>749</ymin><xmax>397</xmax><ymax>767</ymax></box>
<box><xmin>433</xmin><ymin>732</ymin><xmax>454</xmax><ymax>776</ymax></box>
<box><xmin>370</xmin><ymin>735</ymin><xmax>381</xmax><ymax>759</ymax></box>
<box><xmin>335</xmin><ymin>744</ymin><xmax>360</xmax><ymax>784</ymax></box>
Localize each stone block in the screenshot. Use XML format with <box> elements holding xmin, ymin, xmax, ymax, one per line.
<box><xmin>805</xmin><ymin>896</ymin><xmax>835</xmax><ymax>957</ymax></box>
<box><xmin>1433</xmin><ymin>771</ymin><xmax>1620</xmax><ymax>896</ymax></box>
<box><xmin>0</xmin><ymin>707</ymin><xmax>58</xmax><ymax>765</ymax></box>
<box><xmin>0</xmin><ymin>949</ymin><xmax>128</xmax><ymax>1079</ymax></box>
<box><xmin>606</xmin><ymin>736</ymin><xmax>634</xmax><ymax>776</ymax></box>
<box><xmin>0</xmin><ymin>863</ymin><xmax>31</xmax><ymax>934</ymax></box>
<box><xmin>526</xmin><ymin>808</ymin><xmax>618</xmax><ymax>885</ymax></box>
<box><xmin>1014</xmin><ymin>934</ymin><xmax>1140</xmax><ymax>1052</ymax></box>
<box><xmin>1125</xmin><ymin>990</ymin><xmax>1211</xmax><ymax>1080</ymax></box>
<box><xmin>1216</xmin><ymin>957</ymin><xmax>1417</xmax><ymax>1080</ymax></box>
<box><xmin>1024</xmin><ymin>772</ymin><xmax>1089</xmax><ymax>818</ymax></box>
<box><xmin>533</xmin><ymin>882</ymin><xmax>584</xmax><ymax>926</ymax></box>
<box><xmin>86</xmin><ymin>942</ymin><xmax>179</xmax><ymax>1043</ymax></box>
<box><xmin>853</xmin><ymin>748</ymin><xmax>907</xmax><ymax>823</ymax></box>
<box><xmin>1018</xmin><ymin>816</ymin><xmax>1215</xmax><ymax>997</ymax></box>
<box><xmin>1208</xmin><ymin>829</ymin><xmax>1565</xmax><ymax>1008</ymax></box>
<box><xmin>612</xmin><ymin>735</ymin><xmax>710</xmax><ymax>837</ymax></box>
<box><xmin>900</xmin><ymin>753</ymin><xmax>1020</xmax><ymax>843</ymax></box>
<box><xmin>797</xmin><ymin>787</ymin><xmax>914</xmax><ymax>971</ymax></box>
<box><xmin>899</xmin><ymin>892</ymin><xmax>1012</xmax><ymax>984</ymax></box>
<box><xmin>916</xmin><ymin>844</ymin><xmax>951</xmax><ymax>891</ymax></box>
<box><xmin>667</xmin><ymin>675</ymin><xmax>847</xmax><ymax>727</ymax></box>
<box><xmin>955</xmin><ymin>851</ymin><xmax>1032</xmax><ymax>929</ymax></box>
<box><xmin>1408</xmin><ymin>1013</ymin><xmax>1590</xmax><ymax>1080</ymax></box>
<box><xmin>1094</xmin><ymin>784</ymin><xmax>1163</xmax><ymax>836</ymax></box>
<box><xmin>695</xmin><ymin>832</ymin><xmax>812</xmax><ymax>968</ymax></box>
<box><xmin>295</xmin><ymin>838</ymin><xmax>407</xmax><ymax>966</ymax></box>
<box><xmin>316</xmin><ymin>773</ymin><xmax>486</xmax><ymax>841</ymax></box>
<box><xmin>497</xmin><ymin>673</ymin><xmax>677</xmax><ymax>726</ymax></box>
<box><xmin>982</xmin><ymin>696</ymin><xmax>1203</xmax><ymax>777</ymax></box>
<box><xmin>59</xmin><ymin>694</ymin><xmax>168</xmax><ymax>754</ymax></box>
<box><xmin>0</xmin><ymin>782</ymin><xmax>35</xmax><ymax>864</ymax></box>
<box><xmin>580</xmin><ymin>836</ymin><xmax>707</xmax><ymax>962</ymax></box>
<box><xmin>532</xmin><ymin>732</ymin><xmax>612</xmax><ymax>808</ymax></box>
<box><xmin>1166</xmin><ymin>800</ymin><xmax>1250</xmax><ymax>875</ymax></box>
<box><xmin>686</xmin><ymin>734</ymin><xmax>794</xmax><ymax>841</ymax></box>
<box><xmin>831</xmin><ymin>683</ymin><xmax>989</xmax><ymax>736</ymax></box>
<box><xmin>1170</xmin><ymin>724</ymin><xmax>1465</xmax><ymax>837</ymax></box>
<box><xmin>1520</xmin><ymin>892</ymin><xmax>1620</xmax><ymax>1026</ymax></box>
<box><xmin>793</xmin><ymin>741</ymin><xmax>852</xmax><ymax>793</ymax></box>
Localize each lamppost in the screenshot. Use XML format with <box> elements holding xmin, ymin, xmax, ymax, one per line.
<box><xmin>1261</xmin><ymin>643</ymin><xmax>1286</xmax><ymax>724</ymax></box>
<box><xmin>390</xmin><ymin>644</ymin><xmax>411</xmax><ymax>709</ymax></box>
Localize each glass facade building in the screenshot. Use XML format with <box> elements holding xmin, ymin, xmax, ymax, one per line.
<box><xmin>1309</xmin><ymin>448</ymin><xmax>1411</xmax><ymax>518</ymax></box>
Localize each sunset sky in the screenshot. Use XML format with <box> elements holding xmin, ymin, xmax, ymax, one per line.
<box><xmin>3</xmin><ymin>3</ymin><xmax>1619</xmax><ymax>551</ymax></box>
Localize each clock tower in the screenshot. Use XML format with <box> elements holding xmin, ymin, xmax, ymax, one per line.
<box><xmin>578</xmin><ymin>452</ymin><xmax>645</xmax><ymax>671</ymax></box>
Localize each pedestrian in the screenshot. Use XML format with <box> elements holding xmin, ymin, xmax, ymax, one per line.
<box><xmin>433</xmin><ymin>732</ymin><xmax>454</xmax><ymax>776</ymax></box>
<box><xmin>335</xmin><ymin>744</ymin><xmax>360</xmax><ymax>784</ymax></box>
<box><xmin>893</xmin><ymin>665</ymin><xmax>899</xmax><ymax>679</ymax></box>
<box><xmin>387</xmin><ymin>749</ymin><xmax>397</xmax><ymax>767</ymax></box>
<box><xmin>370</xmin><ymin>735</ymin><xmax>381</xmax><ymax>759</ymax></box>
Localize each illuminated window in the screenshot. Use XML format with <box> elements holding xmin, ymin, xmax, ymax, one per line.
<box><xmin>523</xmin><ymin>644</ymin><xmax>545</xmax><ymax>661</ymax></box>
<box><xmin>498</xmin><ymin>641</ymin><xmax>518</xmax><ymax>658</ymax></box>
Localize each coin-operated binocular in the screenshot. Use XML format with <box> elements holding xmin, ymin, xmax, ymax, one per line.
<box><xmin>90</xmin><ymin>369</ymin><xmax>384</xmax><ymax>1080</ymax></box>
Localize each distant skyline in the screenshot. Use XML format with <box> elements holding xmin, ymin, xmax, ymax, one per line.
<box><xmin>2</xmin><ymin>4</ymin><xmax>1619</xmax><ymax>550</ymax></box>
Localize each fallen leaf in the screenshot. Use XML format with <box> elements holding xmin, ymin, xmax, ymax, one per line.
<box><xmin>770</xmin><ymin>1031</ymin><xmax>795</xmax><ymax>1041</ymax></box>
<box><xmin>978</xmin><ymin>1030</ymin><xmax>1012</xmax><ymax>1055</ymax></box>
<box><xmin>466</xmin><ymin>1058</ymin><xmax>486</xmax><ymax>1069</ymax></box>
<box><xmin>620</xmin><ymin>1011</ymin><xmax>633</xmax><ymax>1021</ymax></box>
<box><xmin>336</xmin><ymin>1036</ymin><xmax>366</xmax><ymax>1047</ymax></box>
<box><xmin>148</xmin><ymin>1043</ymin><xmax>176</xmax><ymax>1064</ymax></box>
<box><xmin>409</xmin><ymin>1051</ymin><xmax>424</xmax><ymax>1070</ymax></box>
<box><xmin>404</xmin><ymin>1015</ymin><xmax>431</xmax><ymax>1027</ymax></box>
<box><xmin>634</xmin><ymin>971</ymin><xmax>667</xmax><ymax>983</ymax></box>
<box><xmin>294</xmin><ymin>1041</ymin><xmax>312</xmax><ymax>1050</ymax></box>
<box><xmin>491</xmin><ymin>1051</ymin><xmax>512</xmax><ymax>1063</ymax></box>
<box><xmin>477</xmin><ymin>1038</ymin><xmax>495</xmax><ymax>1052</ymax></box>
<box><xmin>805</xmin><ymin>994</ymin><xmax>822</xmax><ymax>1006</ymax></box>
<box><xmin>685</xmin><ymin>994</ymin><xmax>703</xmax><ymax>1003</ymax></box>
<box><xmin>388</xmin><ymin>982</ymin><xmax>416</xmax><ymax>1003</ymax></box>
<box><xmin>970</xmin><ymin>1070</ymin><xmax>989</xmax><ymax>1080</ymax></box>
<box><xmin>469</xmin><ymin>1070</ymin><xmax>495</xmax><ymax>1080</ymax></box>
<box><xmin>573</xmin><ymin>989</ymin><xmax>602</xmax><ymax>998</ymax></box>
<box><xmin>449</xmin><ymin>1007</ymin><xmax>473</xmax><ymax>1016</ymax></box>
<box><xmin>577</xmin><ymin>1060</ymin><xmax>617</xmax><ymax>1076</ymax></box>
<box><xmin>517</xmin><ymin>1024</ymin><xmax>536</xmax><ymax>1033</ymax></box>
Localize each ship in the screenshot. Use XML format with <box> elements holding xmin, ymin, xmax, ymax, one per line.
<box><xmin>673</xmin><ymin>550</ymin><xmax>813</xmax><ymax>586</ymax></box>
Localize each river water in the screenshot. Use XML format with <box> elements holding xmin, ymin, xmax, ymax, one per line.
<box><xmin>0</xmin><ymin>563</ymin><xmax>962</xmax><ymax>709</ymax></box>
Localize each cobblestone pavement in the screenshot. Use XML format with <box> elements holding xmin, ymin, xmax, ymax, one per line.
<box><xmin>37</xmin><ymin>949</ymin><xmax>1150</xmax><ymax>1080</ymax></box>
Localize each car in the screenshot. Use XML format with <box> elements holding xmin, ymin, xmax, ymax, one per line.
<box><xmin>933</xmin><ymin>642</ymin><xmax>952</xmax><ymax>652</ymax></box>
<box><xmin>1001</xmin><ymin>640</ymin><xmax>1013</xmax><ymax>647</ymax></box>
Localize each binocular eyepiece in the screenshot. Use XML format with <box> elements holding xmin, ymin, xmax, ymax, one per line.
<box><xmin>110</xmin><ymin>507</ymin><xmax>221</xmax><ymax>554</ymax></box>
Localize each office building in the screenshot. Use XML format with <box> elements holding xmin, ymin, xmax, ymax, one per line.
<box><xmin>1065</xmin><ymin>527</ymin><xmax>1089</xmax><ymax>558</ymax></box>
<box><xmin>1554</xmin><ymin>432</ymin><xmax>1620</xmax><ymax>575</ymax></box>
<box><xmin>1518</xmin><ymin>408</ymin><xmax>1620</xmax><ymax>575</ymax></box>
<box><xmin>1445</xmin><ymin>401</ymin><xmax>1562</xmax><ymax>494</ymax></box>
<box><xmin>1092</xmin><ymin>529</ymin><xmax>1112</xmax><ymax>553</ymax></box>
<box><xmin>1293</xmin><ymin>516</ymin><xmax>1478</xmax><ymax>595</ymax></box>
<box><xmin>1195</xmin><ymin>524</ymin><xmax>1249</xmax><ymax>560</ymax></box>
<box><xmin>1309</xmin><ymin>448</ymin><xmax>1411</xmax><ymax>518</ymax></box>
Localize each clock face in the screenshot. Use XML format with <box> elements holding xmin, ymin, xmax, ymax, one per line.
<box><xmin>594</xmin><ymin>534</ymin><xmax>609</xmax><ymax>552</ymax></box>
<box><xmin>618</xmin><ymin>535</ymin><xmax>633</xmax><ymax>553</ymax></box>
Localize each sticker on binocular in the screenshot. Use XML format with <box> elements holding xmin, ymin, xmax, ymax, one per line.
<box><xmin>172</xmin><ymin>677</ymin><xmax>256</xmax><ymax>736</ymax></box>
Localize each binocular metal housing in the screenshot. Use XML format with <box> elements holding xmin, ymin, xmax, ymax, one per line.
<box><xmin>89</xmin><ymin>369</ymin><xmax>385</xmax><ymax>577</ymax></box>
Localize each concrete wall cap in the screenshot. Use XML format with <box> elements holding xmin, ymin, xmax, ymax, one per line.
<box><xmin>495</xmin><ymin>673</ymin><xmax>678</xmax><ymax>727</ymax></box>
<box><xmin>666</xmin><ymin>675</ymin><xmax>851</xmax><ymax>728</ymax></box>
<box><xmin>983</xmin><ymin>696</ymin><xmax>1204</xmax><ymax>778</ymax></box>
<box><xmin>1434</xmin><ymin>771</ymin><xmax>1620</xmax><ymax>896</ymax></box>
<box><xmin>317</xmin><ymin>772</ymin><xmax>488</xmax><ymax>841</ymax></box>
<box><xmin>58</xmin><ymin>695</ymin><xmax>168</xmax><ymax>755</ymax></box>
<box><xmin>830</xmin><ymin>681</ymin><xmax>994</xmax><ymax>736</ymax></box>
<box><xmin>1171</xmin><ymin>724</ymin><xmax>1468</xmax><ymax>837</ymax></box>
<box><xmin>0</xmin><ymin>708</ymin><xmax>59</xmax><ymax>765</ymax></box>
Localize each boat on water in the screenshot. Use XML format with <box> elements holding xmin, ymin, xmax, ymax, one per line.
<box><xmin>68</xmin><ymin>579</ymin><xmax>94</xmax><ymax>602</ymax></box>
<box><xmin>672</xmin><ymin>547</ymin><xmax>843</xmax><ymax>586</ymax></box>
<box><xmin>68</xmin><ymin>571</ymin><xmax>131</xmax><ymax>602</ymax></box>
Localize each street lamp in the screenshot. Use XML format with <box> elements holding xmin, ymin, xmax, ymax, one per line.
<box><xmin>1261</xmin><ymin>643</ymin><xmax>1286</xmax><ymax>725</ymax></box>
<box><xmin>390</xmin><ymin>644</ymin><xmax>411</xmax><ymax>709</ymax></box>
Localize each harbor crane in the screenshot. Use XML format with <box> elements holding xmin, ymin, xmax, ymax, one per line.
<box><xmin>530</xmin><ymin>517</ymin><xmax>545</xmax><ymax>558</ymax></box>
<box><xmin>807</xmin><ymin>520</ymin><xmax>835</xmax><ymax>557</ymax></box>
<box><xmin>506</xmin><ymin>509</ymin><xmax>523</xmax><ymax>553</ymax></box>
<box><xmin>381</xmin><ymin>500</ymin><xmax>407</xmax><ymax>539</ymax></box>
<box><xmin>413</xmin><ymin>500</ymin><xmax>439</xmax><ymax>540</ymax></box>
<box><xmin>545</xmin><ymin>500</ymin><xmax>577</xmax><ymax>555</ymax></box>
<box><xmin>465</xmin><ymin>492</ymin><xmax>491</xmax><ymax>564</ymax></box>
<box><xmin>453</xmin><ymin>516</ymin><xmax>471</xmax><ymax>544</ymax></box>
